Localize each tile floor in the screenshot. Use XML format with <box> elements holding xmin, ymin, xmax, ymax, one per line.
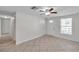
<box><xmin>0</xmin><ymin>35</ymin><xmax>79</xmax><ymax>52</ymax></box>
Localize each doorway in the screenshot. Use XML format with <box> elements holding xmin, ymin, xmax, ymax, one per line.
<box><xmin>0</xmin><ymin>16</ymin><xmax>16</xmax><ymax>48</ymax></box>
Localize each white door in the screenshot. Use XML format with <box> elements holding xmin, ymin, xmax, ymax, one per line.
<box><xmin>1</xmin><ymin>18</ymin><xmax>11</xmax><ymax>36</ymax></box>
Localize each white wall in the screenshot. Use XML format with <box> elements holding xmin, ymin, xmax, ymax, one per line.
<box><xmin>0</xmin><ymin>18</ymin><xmax>1</xmax><ymax>37</ymax></box>
<box><xmin>46</xmin><ymin>13</ymin><xmax>79</xmax><ymax>42</ymax></box>
<box><xmin>16</xmin><ymin>12</ymin><xmax>45</xmax><ymax>44</ymax></box>
<box><xmin>9</xmin><ymin>18</ymin><xmax>15</xmax><ymax>38</ymax></box>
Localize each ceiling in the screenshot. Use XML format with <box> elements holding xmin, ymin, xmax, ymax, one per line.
<box><xmin>0</xmin><ymin>6</ymin><xmax>79</xmax><ymax>18</ymax></box>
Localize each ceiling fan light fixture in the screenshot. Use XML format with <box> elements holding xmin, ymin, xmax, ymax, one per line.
<box><xmin>45</xmin><ymin>12</ymin><xmax>51</xmax><ymax>16</ymax></box>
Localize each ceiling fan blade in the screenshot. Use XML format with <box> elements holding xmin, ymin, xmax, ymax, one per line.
<box><xmin>49</xmin><ymin>8</ymin><xmax>54</xmax><ymax>11</ymax></box>
<box><xmin>40</xmin><ymin>10</ymin><xmax>45</xmax><ymax>12</ymax></box>
<box><xmin>31</xmin><ymin>6</ymin><xmax>38</xmax><ymax>10</ymax></box>
<box><xmin>51</xmin><ymin>12</ymin><xmax>57</xmax><ymax>14</ymax></box>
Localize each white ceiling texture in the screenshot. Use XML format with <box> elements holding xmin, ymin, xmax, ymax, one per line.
<box><xmin>0</xmin><ymin>6</ymin><xmax>79</xmax><ymax>18</ymax></box>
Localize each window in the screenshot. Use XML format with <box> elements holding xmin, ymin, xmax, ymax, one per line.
<box><xmin>60</xmin><ymin>18</ymin><xmax>72</xmax><ymax>35</ymax></box>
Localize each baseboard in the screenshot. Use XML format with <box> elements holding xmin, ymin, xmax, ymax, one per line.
<box><xmin>47</xmin><ymin>34</ymin><xmax>79</xmax><ymax>42</ymax></box>
<box><xmin>16</xmin><ymin>34</ymin><xmax>45</xmax><ymax>45</ymax></box>
<box><xmin>16</xmin><ymin>33</ymin><xmax>79</xmax><ymax>44</ymax></box>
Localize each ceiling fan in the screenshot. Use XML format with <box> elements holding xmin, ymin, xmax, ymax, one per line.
<box><xmin>31</xmin><ymin>6</ymin><xmax>57</xmax><ymax>16</ymax></box>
